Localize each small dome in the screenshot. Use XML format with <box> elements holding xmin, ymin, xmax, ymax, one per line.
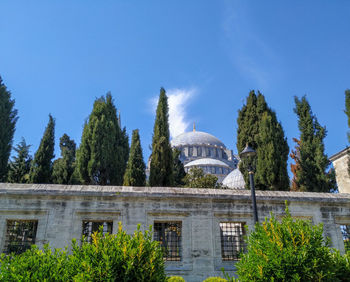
<box><xmin>184</xmin><ymin>158</ymin><xmax>229</xmax><ymax>168</ymax></box>
<box><xmin>171</xmin><ymin>131</ymin><xmax>226</xmax><ymax>148</ymax></box>
<box><xmin>222</xmin><ymin>168</ymin><xmax>245</xmax><ymax>189</ymax></box>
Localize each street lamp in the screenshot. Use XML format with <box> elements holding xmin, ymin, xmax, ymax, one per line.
<box><xmin>239</xmin><ymin>144</ymin><xmax>259</xmax><ymax>224</ymax></box>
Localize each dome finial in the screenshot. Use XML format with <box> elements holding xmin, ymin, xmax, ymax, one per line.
<box><xmin>193</xmin><ymin>122</ymin><xmax>196</xmax><ymax>132</ymax></box>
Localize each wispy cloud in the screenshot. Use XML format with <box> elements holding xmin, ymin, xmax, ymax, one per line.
<box><xmin>221</xmin><ymin>1</ymin><xmax>282</xmax><ymax>88</ymax></box>
<box><xmin>150</xmin><ymin>88</ymin><xmax>197</xmax><ymax>138</ymax></box>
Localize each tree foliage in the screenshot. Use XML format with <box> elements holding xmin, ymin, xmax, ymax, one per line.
<box><xmin>52</xmin><ymin>134</ymin><xmax>76</xmax><ymax>184</ymax></box>
<box><xmin>237</xmin><ymin>90</ymin><xmax>289</xmax><ymax>190</ymax></box>
<box><xmin>76</xmin><ymin>93</ymin><xmax>129</xmax><ymax>185</ymax></box>
<box><xmin>292</xmin><ymin>96</ymin><xmax>334</xmax><ymax>192</ymax></box>
<box><xmin>290</xmin><ymin>137</ymin><xmax>301</xmax><ymax>191</ymax></box>
<box><xmin>123</xmin><ymin>129</ymin><xmax>146</xmax><ymax>186</ymax></box>
<box><xmin>236</xmin><ymin>205</ymin><xmax>350</xmax><ymax>281</ymax></box>
<box><xmin>0</xmin><ymin>76</ymin><xmax>18</xmax><ymax>181</ymax></box>
<box><xmin>183</xmin><ymin>167</ymin><xmax>218</xmax><ymax>188</ymax></box>
<box><xmin>29</xmin><ymin>115</ymin><xmax>55</xmax><ymax>184</ymax></box>
<box><xmin>149</xmin><ymin>88</ymin><xmax>174</xmax><ymax>187</ymax></box>
<box><xmin>0</xmin><ymin>224</ymin><xmax>167</xmax><ymax>282</ymax></box>
<box><xmin>173</xmin><ymin>148</ymin><xmax>186</xmax><ymax>187</ymax></box>
<box><xmin>7</xmin><ymin>138</ymin><xmax>32</xmax><ymax>183</ymax></box>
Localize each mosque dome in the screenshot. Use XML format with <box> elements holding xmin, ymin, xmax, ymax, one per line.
<box><xmin>184</xmin><ymin>158</ymin><xmax>229</xmax><ymax>168</ymax></box>
<box><xmin>171</xmin><ymin>131</ymin><xmax>226</xmax><ymax>148</ymax></box>
<box><xmin>222</xmin><ymin>168</ymin><xmax>245</xmax><ymax>189</ymax></box>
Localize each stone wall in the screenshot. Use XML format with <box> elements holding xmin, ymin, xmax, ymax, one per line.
<box><xmin>0</xmin><ymin>183</ymin><xmax>350</xmax><ymax>281</ymax></box>
<box><xmin>330</xmin><ymin>148</ymin><xmax>350</xmax><ymax>193</ymax></box>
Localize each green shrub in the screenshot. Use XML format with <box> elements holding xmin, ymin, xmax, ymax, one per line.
<box><xmin>203</xmin><ymin>277</ymin><xmax>227</xmax><ymax>282</ymax></box>
<box><xmin>235</xmin><ymin>205</ymin><xmax>350</xmax><ymax>281</ymax></box>
<box><xmin>168</xmin><ymin>276</ymin><xmax>186</xmax><ymax>282</ymax></box>
<box><xmin>0</xmin><ymin>223</ymin><xmax>166</xmax><ymax>282</ymax></box>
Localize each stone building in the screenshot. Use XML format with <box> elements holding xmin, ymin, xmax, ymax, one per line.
<box><xmin>169</xmin><ymin>126</ymin><xmax>245</xmax><ymax>187</ymax></box>
<box><xmin>330</xmin><ymin>148</ymin><xmax>350</xmax><ymax>193</ymax></box>
<box><xmin>1</xmin><ymin>183</ymin><xmax>349</xmax><ymax>281</ymax></box>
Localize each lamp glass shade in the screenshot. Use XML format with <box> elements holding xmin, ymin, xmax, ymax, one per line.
<box><xmin>239</xmin><ymin>144</ymin><xmax>256</xmax><ymax>159</ymax></box>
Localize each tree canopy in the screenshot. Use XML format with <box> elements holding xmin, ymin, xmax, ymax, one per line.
<box><xmin>29</xmin><ymin>115</ymin><xmax>55</xmax><ymax>184</ymax></box>
<box><xmin>149</xmin><ymin>88</ymin><xmax>174</xmax><ymax>187</ymax></box>
<box><xmin>52</xmin><ymin>134</ymin><xmax>76</xmax><ymax>184</ymax></box>
<box><xmin>7</xmin><ymin>138</ymin><xmax>32</xmax><ymax>183</ymax></box>
<box><xmin>173</xmin><ymin>148</ymin><xmax>186</xmax><ymax>187</ymax></box>
<box><xmin>183</xmin><ymin>167</ymin><xmax>218</xmax><ymax>188</ymax></box>
<box><xmin>237</xmin><ymin>90</ymin><xmax>289</xmax><ymax>190</ymax></box>
<box><xmin>123</xmin><ymin>129</ymin><xmax>146</xmax><ymax>186</ymax></box>
<box><xmin>76</xmin><ymin>93</ymin><xmax>129</xmax><ymax>185</ymax></box>
<box><xmin>291</xmin><ymin>96</ymin><xmax>333</xmax><ymax>192</ymax></box>
<box><xmin>0</xmin><ymin>76</ymin><xmax>18</xmax><ymax>181</ymax></box>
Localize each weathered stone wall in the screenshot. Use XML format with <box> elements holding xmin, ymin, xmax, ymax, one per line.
<box><xmin>0</xmin><ymin>184</ymin><xmax>350</xmax><ymax>281</ymax></box>
<box><xmin>330</xmin><ymin>148</ymin><xmax>350</xmax><ymax>194</ymax></box>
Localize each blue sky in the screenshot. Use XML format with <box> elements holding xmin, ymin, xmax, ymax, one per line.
<box><xmin>1</xmin><ymin>1</ymin><xmax>350</xmax><ymax>172</ymax></box>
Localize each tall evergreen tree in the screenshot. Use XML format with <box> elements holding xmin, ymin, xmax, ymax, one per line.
<box><xmin>0</xmin><ymin>76</ymin><xmax>18</xmax><ymax>181</ymax></box>
<box><xmin>7</xmin><ymin>138</ymin><xmax>32</xmax><ymax>183</ymax></box>
<box><xmin>123</xmin><ymin>129</ymin><xmax>146</xmax><ymax>186</ymax></box>
<box><xmin>76</xmin><ymin>93</ymin><xmax>129</xmax><ymax>185</ymax></box>
<box><xmin>173</xmin><ymin>148</ymin><xmax>186</xmax><ymax>187</ymax></box>
<box><xmin>29</xmin><ymin>115</ymin><xmax>55</xmax><ymax>183</ymax></box>
<box><xmin>149</xmin><ymin>88</ymin><xmax>174</xmax><ymax>186</ymax></box>
<box><xmin>292</xmin><ymin>96</ymin><xmax>332</xmax><ymax>192</ymax></box>
<box><xmin>52</xmin><ymin>134</ymin><xmax>76</xmax><ymax>184</ymax></box>
<box><xmin>344</xmin><ymin>89</ymin><xmax>350</xmax><ymax>176</ymax></box>
<box><xmin>237</xmin><ymin>90</ymin><xmax>289</xmax><ymax>190</ymax></box>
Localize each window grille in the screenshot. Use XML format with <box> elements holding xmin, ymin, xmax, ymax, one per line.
<box><xmin>154</xmin><ymin>222</ymin><xmax>182</xmax><ymax>261</ymax></box>
<box><xmin>82</xmin><ymin>221</ymin><xmax>113</xmax><ymax>243</ymax></box>
<box><xmin>4</xmin><ymin>220</ymin><xmax>38</xmax><ymax>255</ymax></box>
<box><xmin>220</xmin><ymin>222</ymin><xmax>246</xmax><ymax>261</ymax></box>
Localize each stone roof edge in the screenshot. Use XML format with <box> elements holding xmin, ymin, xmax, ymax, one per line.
<box><xmin>0</xmin><ymin>183</ymin><xmax>350</xmax><ymax>203</ymax></box>
<box><xmin>330</xmin><ymin>147</ymin><xmax>349</xmax><ymax>161</ymax></box>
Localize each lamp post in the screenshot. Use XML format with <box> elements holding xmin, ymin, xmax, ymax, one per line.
<box><xmin>239</xmin><ymin>144</ymin><xmax>259</xmax><ymax>224</ymax></box>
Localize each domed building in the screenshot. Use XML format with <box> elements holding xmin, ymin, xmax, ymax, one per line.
<box><xmin>222</xmin><ymin>168</ymin><xmax>246</xmax><ymax>189</ymax></box>
<box><xmin>171</xmin><ymin>125</ymin><xmax>241</xmax><ymax>184</ymax></box>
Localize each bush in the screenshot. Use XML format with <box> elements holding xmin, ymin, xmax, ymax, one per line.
<box><xmin>203</xmin><ymin>277</ymin><xmax>228</xmax><ymax>282</ymax></box>
<box><xmin>0</xmin><ymin>223</ymin><xmax>166</xmax><ymax>282</ymax></box>
<box><xmin>168</xmin><ymin>276</ymin><xmax>186</xmax><ymax>282</ymax></box>
<box><xmin>235</xmin><ymin>205</ymin><xmax>350</xmax><ymax>281</ymax></box>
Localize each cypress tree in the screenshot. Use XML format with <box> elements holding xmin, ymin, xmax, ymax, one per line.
<box><xmin>292</xmin><ymin>96</ymin><xmax>332</xmax><ymax>192</ymax></box>
<box><xmin>52</xmin><ymin>134</ymin><xmax>76</xmax><ymax>184</ymax></box>
<box><xmin>173</xmin><ymin>148</ymin><xmax>186</xmax><ymax>187</ymax></box>
<box><xmin>123</xmin><ymin>129</ymin><xmax>146</xmax><ymax>186</ymax></box>
<box><xmin>76</xmin><ymin>93</ymin><xmax>129</xmax><ymax>185</ymax></box>
<box><xmin>7</xmin><ymin>138</ymin><xmax>32</xmax><ymax>183</ymax></box>
<box><xmin>29</xmin><ymin>115</ymin><xmax>55</xmax><ymax>183</ymax></box>
<box><xmin>0</xmin><ymin>76</ymin><xmax>18</xmax><ymax>181</ymax></box>
<box><xmin>149</xmin><ymin>88</ymin><xmax>174</xmax><ymax>187</ymax></box>
<box><xmin>237</xmin><ymin>90</ymin><xmax>289</xmax><ymax>190</ymax></box>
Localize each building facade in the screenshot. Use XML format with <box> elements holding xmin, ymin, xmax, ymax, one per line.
<box><xmin>1</xmin><ymin>183</ymin><xmax>349</xmax><ymax>281</ymax></box>
<box><xmin>330</xmin><ymin>148</ymin><xmax>350</xmax><ymax>194</ymax></box>
<box><xmin>170</xmin><ymin>128</ymin><xmax>245</xmax><ymax>187</ymax></box>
